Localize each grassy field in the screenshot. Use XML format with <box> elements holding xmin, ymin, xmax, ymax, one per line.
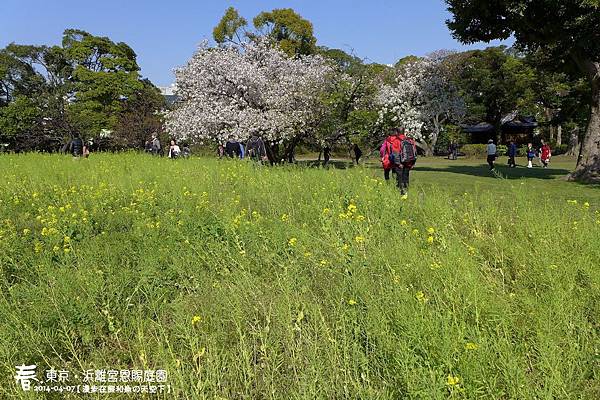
<box><xmin>0</xmin><ymin>153</ymin><xmax>599</xmax><ymax>399</ymax></box>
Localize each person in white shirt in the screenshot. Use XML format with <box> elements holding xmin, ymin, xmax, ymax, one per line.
<box><xmin>168</xmin><ymin>140</ymin><xmax>181</xmax><ymax>159</ymax></box>
<box><xmin>486</xmin><ymin>139</ymin><xmax>497</xmax><ymax>170</ymax></box>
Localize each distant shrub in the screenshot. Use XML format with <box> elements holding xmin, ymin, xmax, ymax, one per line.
<box><xmin>496</xmin><ymin>145</ymin><xmax>508</xmax><ymax>156</ymax></box>
<box><xmin>460</xmin><ymin>144</ymin><xmax>487</xmax><ymax>158</ymax></box>
<box><xmin>552</xmin><ymin>144</ymin><xmax>568</xmax><ymax>155</ymax></box>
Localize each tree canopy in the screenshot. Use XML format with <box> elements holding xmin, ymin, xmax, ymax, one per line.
<box><xmin>446</xmin><ymin>0</ymin><xmax>600</xmax><ymax>181</ymax></box>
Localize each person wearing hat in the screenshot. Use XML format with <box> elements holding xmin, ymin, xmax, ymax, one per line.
<box><xmin>486</xmin><ymin>139</ymin><xmax>497</xmax><ymax>170</ymax></box>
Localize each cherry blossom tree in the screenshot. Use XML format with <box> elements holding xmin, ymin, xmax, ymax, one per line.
<box><xmin>165</xmin><ymin>39</ymin><xmax>332</xmax><ymax>162</ymax></box>
<box><xmin>377</xmin><ymin>57</ymin><xmax>465</xmax><ymax>156</ymax></box>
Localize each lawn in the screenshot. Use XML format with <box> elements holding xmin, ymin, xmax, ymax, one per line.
<box><xmin>0</xmin><ymin>153</ymin><xmax>598</xmax><ymax>399</ymax></box>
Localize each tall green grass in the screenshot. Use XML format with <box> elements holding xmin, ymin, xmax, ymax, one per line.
<box><xmin>0</xmin><ymin>153</ymin><xmax>599</xmax><ymax>399</ymax></box>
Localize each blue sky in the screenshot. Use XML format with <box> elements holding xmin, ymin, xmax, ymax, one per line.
<box><xmin>1</xmin><ymin>0</ymin><xmax>509</xmax><ymax>86</ymax></box>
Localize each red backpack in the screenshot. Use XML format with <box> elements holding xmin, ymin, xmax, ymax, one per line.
<box><xmin>387</xmin><ymin>135</ymin><xmax>417</xmax><ymax>165</ymax></box>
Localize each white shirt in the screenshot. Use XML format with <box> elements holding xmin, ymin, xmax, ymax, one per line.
<box><xmin>169</xmin><ymin>145</ymin><xmax>181</xmax><ymax>158</ymax></box>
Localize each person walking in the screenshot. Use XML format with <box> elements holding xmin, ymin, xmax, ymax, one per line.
<box><xmin>380</xmin><ymin>127</ymin><xmax>417</xmax><ymax>195</ymax></box>
<box><xmin>168</xmin><ymin>139</ymin><xmax>181</xmax><ymax>159</ymax></box>
<box><xmin>151</xmin><ymin>133</ymin><xmax>161</xmax><ymax>156</ymax></box>
<box><xmin>246</xmin><ymin>134</ymin><xmax>268</xmax><ymax>163</ymax></box>
<box><xmin>540</xmin><ymin>140</ymin><xmax>552</xmax><ymax>168</ymax></box>
<box><xmin>353</xmin><ymin>144</ymin><xmax>362</xmax><ymax>165</ymax></box>
<box><xmin>323</xmin><ymin>146</ymin><xmax>331</xmax><ymax>167</ymax></box>
<box><xmin>486</xmin><ymin>139</ymin><xmax>497</xmax><ymax>170</ymax></box>
<box><xmin>380</xmin><ymin>135</ymin><xmax>393</xmax><ymax>181</ymax></box>
<box><xmin>225</xmin><ymin>137</ymin><xmax>241</xmax><ymax>158</ymax></box>
<box><xmin>70</xmin><ymin>134</ymin><xmax>84</xmax><ymax>158</ymax></box>
<box><xmin>526</xmin><ymin>142</ymin><xmax>536</xmax><ymax>168</ymax></box>
<box><xmin>508</xmin><ymin>140</ymin><xmax>517</xmax><ymax>168</ymax></box>
<box><xmin>452</xmin><ymin>141</ymin><xmax>459</xmax><ymax>160</ymax></box>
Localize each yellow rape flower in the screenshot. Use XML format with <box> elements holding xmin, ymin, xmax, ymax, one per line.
<box><xmin>446</xmin><ymin>375</ymin><xmax>460</xmax><ymax>386</ymax></box>
<box><xmin>288</xmin><ymin>237</ymin><xmax>297</xmax><ymax>247</ymax></box>
<box><xmin>427</xmin><ymin>227</ymin><xmax>435</xmax><ymax>235</ymax></box>
<box><xmin>427</xmin><ymin>236</ymin><xmax>434</xmax><ymax>244</ymax></box>
<box><xmin>191</xmin><ymin>315</ymin><xmax>202</xmax><ymax>325</ymax></box>
<box><xmin>280</xmin><ymin>214</ymin><xmax>289</xmax><ymax>222</ymax></box>
<box><xmin>347</xmin><ymin>299</ymin><xmax>357</xmax><ymax>306</ymax></box>
<box><xmin>400</xmin><ymin>220</ymin><xmax>407</xmax><ymax>226</ymax></box>
<box><xmin>465</xmin><ymin>342</ymin><xmax>479</xmax><ymax>350</ymax></box>
<box><xmin>415</xmin><ymin>291</ymin><xmax>428</xmax><ymax>303</ymax></box>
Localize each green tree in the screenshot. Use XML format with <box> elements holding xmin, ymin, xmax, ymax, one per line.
<box><xmin>62</xmin><ymin>29</ymin><xmax>144</xmax><ymax>136</ymax></box>
<box><xmin>0</xmin><ymin>96</ymin><xmax>41</xmax><ymax>139</ymax></box>
<box><xmin>213</xmin><ymin>7</ymin><xmax>248</xmax><ymax>45</ymax></box>
<box><xmin>446</xmin><ymin>0</ymin><xmax>600</xmax><ymax>181</ymax></box>
<box><xmin>113</xmin><ymin>79</ymin><xmax>166</xmax><ymax>148</ymax></box>
<box><xmin>253</xmin><ymin>8</ymin><xmax>317</xmax><ymax>56</ymax></box>
<box><xmin>449</xmin><ymin>47</ymin><xmax>536</xmax><ymax>141</ymax></box>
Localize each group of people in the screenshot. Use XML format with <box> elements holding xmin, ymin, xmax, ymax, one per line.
<box><xmin>218</xmin><ymin>135</ymin><xmax>268</xmax><ymax>162</ymax></box>
<box><xmin>489</xmin><ymin>139</ymin><xmax>552</xmax><ymax>170</ymax></box>
<box><xmin>144</xmin><ymin>133</ymin><xmax>190</xmax><ymax>159</ymax></box>
<box><xmin>379</xmin><ymin>127</ymin><xmax>418</xmax><ymax>195</ymax></box>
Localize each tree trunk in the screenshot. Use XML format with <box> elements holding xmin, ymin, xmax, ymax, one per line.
<box><xmin>556</xmin><ymin>125</ymin><xmax>562</xmax><ymax>147</ymax></box>
<box><xmin>568</xmin><ymin>60</ymin><xmax>600</xmax><ymax>182</ymax></box>
<box><xmin>416</xmin><ymin>141</ymin><xmax>433</xmax><ymax>157</ymax></box>
<box><xmin>566</xmin><ymin>128</ymin><xmax>579</xmax><ymax>156</ymax></box>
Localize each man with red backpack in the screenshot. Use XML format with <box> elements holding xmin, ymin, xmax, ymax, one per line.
<box><xmin>380</xmin><ymin>127</ymin><xmax>418</xmax><ymax>195</ymax></box>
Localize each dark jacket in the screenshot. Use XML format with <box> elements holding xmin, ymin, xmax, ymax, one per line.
<box><xmin>246</xmin><ymin>136</ymin><xmax>267</xmax><ymax>160</ymax></box>
<box><xmin>508</xmin><ymin>143</ymin><xmax>517</xmax><ymax>157</ymax></box>
<box><xmin>225</xmin><ymin>141</ymin><xmax>241</xmax><ymax>158</ymax></box>
<box><xmin>71</xmin><ymin>138</ymin><xmax>84</xmax><ymax>156</ymax></box>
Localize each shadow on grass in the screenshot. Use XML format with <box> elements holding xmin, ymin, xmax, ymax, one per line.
<box><xmin>414</xmin><ymin>164</ymin><xmax>571</xmax><ymax>180</ymax></box>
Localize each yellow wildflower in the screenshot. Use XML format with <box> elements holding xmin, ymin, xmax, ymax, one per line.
<box><xmin>355</xmin><ymin>215</ymin><xmax>365</xmax><ymax>221</ymax></box>
<box><xmin>63</xmin><ymin>248</ymin><xmax>71</xmax><ymax>254</ymax></box>
<box><xmin>446</xmin><ymin>375</ymin><xmax>460</xmax><ymax>386</ymax></box>
<box><xmin>354</xmin><ymin>236</ymin><xmax>365</xmax><ymax>244</ymax></box>
<box><xmin>465</xmin><ymin>342</ymin><xmax>479</xmax><ymax>350</ymax></box>
<box><xmin>319</xmin><ymin>260</ymin><xmax>328</xmax><ymax>266</ymax></box>
<box><xmin>427</xmin><ymin>227</ymin><xmax>435</xmax><ymax>235</ymax></box>
<box><xmin>280</xmin><ymin>214</ymin><xmax>289</xmax><ymax>222</ymax></box>
<box><xmin>22</xmin><ymin>228</ymin><xmax>30</xmax><ymax>235</ymax></box>
<box><xmin>415</xmin><ymin>291</ymin><xmax>428</xmax><ymax>303</ymax></box>
<box><xmin>412</xmin><ymin>229</ymin><xmax>419</xmax><ymax>235</ymax></box>
<box><xmin>400</xmin><ymin>220</ymin><xmax>407</xmax><ymax>226</ymax></box>
<box><xmin>427</xmin><ymin>236</ymin><xmax>434</xmax><ymax>244</ymax></box>
<box><xmin>347</xmin><ymin>299</ymin><xmax>357</xmax><ymax>306</ymax></box>
<box><xmin>584</xmin><ymin>202</ymin><xmax>590</xmax><ymax>208</ymax></box>
<box><xmin>288</xmin><ymin>237</ymin><xmax>297</xmax><ymax>247</ymax></box>
<box><xmin>191</xmin><ymin>315</ymin><xmax>202</xmax><ymax>325</ymax></box>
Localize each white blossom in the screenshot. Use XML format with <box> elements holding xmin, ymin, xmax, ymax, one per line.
<box><xmin>376</xmin><ymin>57</ymin><xmax>465</xmax><ymax>152</ymax></box>
<box><xmin>165</xmin><ymin>40</ymin><xmax>333</xmax><ymax>144</ymax></box>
